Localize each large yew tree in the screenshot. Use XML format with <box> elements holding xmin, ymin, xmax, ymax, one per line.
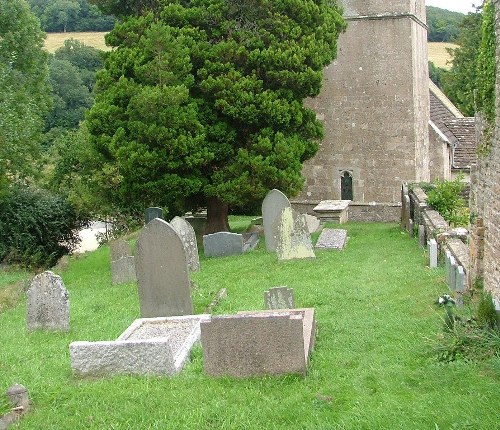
<box><xmin>87</xmin><ymin>0</ymin><xmax>345</xmax><ymax>232</ymax></box>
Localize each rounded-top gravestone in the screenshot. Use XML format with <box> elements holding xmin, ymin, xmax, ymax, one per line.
<box><xmin>262</xmin><ymin>189</ymin><xmax>291</xmax><ymax>252</ymax></box>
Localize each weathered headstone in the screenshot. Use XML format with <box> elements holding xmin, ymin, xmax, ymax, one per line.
<box><xmin>408</xmin><ymin>219</ymin><xmax>414</xmax><ymax>237</ymax></box>
<box><xmin>170</xmin><ymin>216</ymin><xmax>200</xmax><ymax>272</ymax></box>
<box><xmin>445</xmin><ymin>250</ymin><xmax>451</xmax><ymax>284</ymax></box>
<box><xmin>315</xmin><ymin>229</ymin><xmax>347</xmax><ymax>250</ymax></box>
<box><xmin>449</xmin><ymin>256</ymin><xmax>457</xmax><ymax>292</ymax></box>
<box><xmin>242</xmin><ymin>233</ymin><xmax>260</xmax><ymax>252</ymax></box>
<box><xmin>203</xmin><ymin>232</ymin><xmax>244</xmax><ymax>257</ymax></box>
<box><xmin>277</xmin><ymin>207</ymin><xmax>315</xmax><ymax>261</ymax></box>
<box><xmin>144</xmin><ymin>207</ymin><xmax>163</xmax><ymax>225</ymax></box>
<box><xmin>135</xmin><ymin>219</ymin><xmax>192</xmax><ymax>317</ymax></box>
<box><xmin>428</xmin><ymin>239</ymin><xmax>438</xmax><ymax>268</ymax></box>
<box><xmin>403</xmin><ymin>195</ymin><xmax>411</xmax><ymax>231</ymax></box>
<box><xmin>455</xmin><ymin>266</ymin><xmax>465</xmax><ymax>293</ymax></box>
<box><xmin>110</xmin><ymin>239</ymin><xmax>136</xmax><ymax>285</ymax></box>
<box><xmin>110</xmin><ymin>239</ymin><xmax>132</xmax><ymax>262</ymax></box>
<box><xmin>304</xmin><ymin>214</ymin><xmax>321</xmax><ymax>234</ymax></box>
<box><xmin>264</xmin><ymin>286</ymin><xmax>295</xmax><ymax>310</ymax></box>
<box><xmin>262</xmin><ymin>189</ymin><xmax>291</xmax><ymax>252</ymax></box>
<box><xmin>27</xmin><ymin>271</ymin><xmax>69</xmax><ymax>332</ymax></box>
<box><xmin>418</xmin><ymin>225</ymin><xmax>426</xmax><ymax>247</ymax></box>
<box><xmin>200</xmin><ymin>308</ymin><xmax>315</xmax><ymax>377</ymax></box>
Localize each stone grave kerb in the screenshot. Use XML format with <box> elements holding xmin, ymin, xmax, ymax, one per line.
<box><xmin>135</xmin><ymin>218</ymin><xmax>193</xmax><ymax>318</ymax></box>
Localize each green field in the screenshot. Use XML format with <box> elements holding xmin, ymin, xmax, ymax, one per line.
<box><xmin>1</xmin><ymin>220</ymin><xmax>498</xmax><ymax>429</ymax></box>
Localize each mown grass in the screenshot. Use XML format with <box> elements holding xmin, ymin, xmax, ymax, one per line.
<box><xmin>1</xmin><ymin>221</ymin><xmax>499</xmax><ymax>429</ymax></box>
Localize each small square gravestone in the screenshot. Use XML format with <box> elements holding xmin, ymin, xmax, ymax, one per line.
<box><xmin>144</xmin><ymin>207</ymin><xmax>163</xmax><ymax>225</ymax></box>
<box><xmin>203</xmin><ymin>232</ymin><xmax>244</xmax><ymax>257</ymax></box>
<box><xmin>27</xmin><ymin>271</ymin><xmax>69</xmax><ymax>332</ymax></box>
<box><xmin>170</xmin><ymin>216</ymin><xmax>200</xmax><ymax>272</ymax></box>
<box><xmin>262</xmin><ymin>189</ymin><xmax>291</xmax><ymax>252</ymax></box>
<box><xmin>135</xmin><ymin>218</ymin><xmax>192</xmax><ymax>318</ymax></box>
<box><xmin>277</xmin><ymin>207</ymin><xmax>315</xmax><ymax>261</ymax></box>
<box><xmin>428</xmin><ymin>239</ymin><xmax>438</xmax><ymax>268</ymax></box>
<box><xmin>264</xmin><ymin>287</ymin><xmax>295</xmax><ymax>310</ymax></box>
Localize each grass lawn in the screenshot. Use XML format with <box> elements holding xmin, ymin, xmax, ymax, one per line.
<box><xmin>0</xmin><ymin>221</ymin><xmax>498</xmax><ymax>429</ymax></box>
<box><xmin>44</xmin><ymin>32</ymin><xmax>110</xmax><ymax>53</ymax></box>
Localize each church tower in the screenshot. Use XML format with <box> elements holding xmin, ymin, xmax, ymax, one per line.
<box><xmin>297</xmin><ymin>0</ymin><xmax>430</xmax><ymax>220</ymax></box>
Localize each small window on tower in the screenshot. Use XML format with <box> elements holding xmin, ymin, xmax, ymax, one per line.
<box><xmin>341</xmin><ymin>171</ymin><xmax>353</xmax><ymax>200</ymax></box>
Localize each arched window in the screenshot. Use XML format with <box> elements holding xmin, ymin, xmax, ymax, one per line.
<box><xmin>341</xmin><ymin>171</ymin><xmax>353</xmax><ymax>200</ymax></box>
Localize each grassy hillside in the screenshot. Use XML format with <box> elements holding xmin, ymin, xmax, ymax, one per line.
<box><xmin>1</xmin><ymin>220</ymin><xmax>499</xmax><ymax>429</ymax></box>
<box><xmin>428</xmin><ymin>42</ymin><xmax>458</xmax><ymax>70</ymax></box>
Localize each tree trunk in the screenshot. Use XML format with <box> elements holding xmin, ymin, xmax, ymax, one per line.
<box><xmin>204</xmin><ymin>197</ymin><xmax>230</xmax><ymax>234</ymax></box>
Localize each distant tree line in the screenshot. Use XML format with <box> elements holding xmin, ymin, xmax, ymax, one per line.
<box><xmin>27</xmin><ymin>0</ymin><xmax>116</xmax><ymax>32</ymax></box>
<box><xmin>426</xmin><ymin>6</ymin><xmax>464</xmax><ymax>42</ymax></box>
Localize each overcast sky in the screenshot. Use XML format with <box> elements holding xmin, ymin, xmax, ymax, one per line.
<box><xmin>426</xmin><ymin>0</ymin><xmax>478</xmax><ymax>14</ymax></box>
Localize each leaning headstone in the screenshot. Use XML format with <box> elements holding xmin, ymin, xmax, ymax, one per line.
<box><xmin>203</xmin><ymin>232</ymin><xmax>244</xmax><ymax>257</ymax></box>
<box><xmin>408</xmin><ymin>219</ymin><xmax>414</xmax><ymax>237</ymax></box>
<box><xmin>264</xmin><ymin>286</ymin><xmax>295</xmax><ymax>310</ymax></box>
<box><xmin>262</xmin><ymin>189</ymin><xmax>291</xmax><ymax>251</ymax></box>
<box><xmin>242</xmin><ymin>233</ymin><xmax>260</xmax><ymax>252</ymax></box>
<box><xmin>170</xmin><ymin>216</ymin><xmax>200</xmax><ymax>272</ymax></box>
<box><xmin>315</xmin><ymin>229</ymin><xmax>347</xmax><ymax>250</ymax></box>
<box><xmin>402</xmin><ymin>195</ymin><xmax>411</xmax><ymax>231</ymax></box>
<box><xmin>200</xmin><ymin>308</ymin><xmax>315</xmax><ymax>377</ymax></box>
<box><xmin>428</xmin><ymin>239</ymin><xmax>438</xmax><ymax>268</ymax></box>
<box><xmin>418</xmin><ymin>225</ymin><xmax>426</xmax><ymax>247</ymax></box>
<box><xmin>27</xmin><ymin>271</ymin><xmax>69</xmax><ymax>332</ymax></box>
<box><xmin>304</xmin><ymin>214</ymin><xmax>321</xmax><ymax>234</ymax></box>
<box><xmin>135</xmin><ymin>219</ymin><xmax>192</xmax><ymax>317</ymax></box>
<box><xmin>276</xmin><ymin>207</ymin><xmax>315</xmax><ymax>261</ymax></box>
<box><xmin>144</xmin><ymin>207</ymin><xmax>163</xmax><ymax>225</ymax></box>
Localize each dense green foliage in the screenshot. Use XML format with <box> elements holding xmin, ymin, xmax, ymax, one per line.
<box><xmin>426</xmin><ymin>176</ymin><xmax>469</xmax><ymax>227</ymax></box>
<box><xmin>428</xmin><ymin>61</ymin><xmax>446</xmax><ymax>89</ymax></box>
<box><xmin>442</xmin><ymin>2</ymin><xmax>496</xmax><ymax>122</ymax></box>
<box><xmin>477</xmin><ymin>290</ymin><xmax>500</xmax><ymax>330</ymax></box>
<box><xmin>85</xmin><ymin>1</ymin><xmax>345</xmax><ymax>227</ymax></box>
<box><xmin>1</xmin><ymin>222</ymin><xmax>499</xmax><ymax>428</ymax></box>
<box><xmin>46</xmin><ymin>40</ymin><xmax>103</xmax><ymax>135</ymax></box>
<box><xmin>27</xmin><ymin>0</ymin><xmax>116</xmax><ymax>32</ymax></box>
<box><xmin>0</xmin><ymin>0</ymin><xmax>52</xmax><ymax>192</ymax></box>
<box><xmin>0</xmin><ymin>185</ymin><xmax>89</xmax><ymax>268</ymax></box>
<box><xmin>426</xmin><ymin>6</ymin><xmax>463</xmax><ymax>42</ymax></box>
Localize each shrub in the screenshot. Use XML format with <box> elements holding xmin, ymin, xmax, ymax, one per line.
<box><xmin>426</xmin><ymin>176</ymin><xmax>470</xmax><ymax>227</ymax></box>
<box><xmin>0</xmin><ymin>185</ymin><xmax>89</xmax><ymax>268</ymax></box>
<box><xmin>477</xmin><ymin>290</ymin><xmax>499</xmax><ymax>330</ymax></box>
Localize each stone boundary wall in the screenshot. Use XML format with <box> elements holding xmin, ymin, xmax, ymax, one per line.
<box><xmin>401</xmin><ymin>185</ymin><xmax>471</xmax><ymax>288</ymax></box>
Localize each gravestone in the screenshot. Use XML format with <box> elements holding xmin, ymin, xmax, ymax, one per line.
<box><xmin>170</xmin><ymin>216</ymin><xmax>200</xmax><ymax>272</ymax></box>
<box><xmin>264</xmin><ymin>286</ymin><xmax>295</xmax><ymax>310</ymax></box>
<box><xmin>110</xmin><ymin>239</ymin><xmax>132</xmax><ymax>262</ymax></box>
<box><xmin>313</xmin><ymin>200</ymin><xmax>350</xmax><ymax>224</ymax></box>
<box><xmin>449</xmin><ymin>256</ymin><xmax>457</xmax><ymax>292</ymax></box>
<box><xmin>200</xmin><ymin>308</ymin><xmax>315</xmax><ymax>377</ymax></box>
<box><xmin>402</xmin><ymin>195</ymin><xmax>411</xmax><ymax>231</ymax></box>
<box><xmin>110</xmin><ymin>239</ymin><xmax>136</xmax><ymax>285</ymax></box>
<box><xmin>27</xmin><ymin>271</ymin><xmax>69</xmax><ymax>332</ymax></box>
<box><xmin>262</xmin><ymin>189</ymin><xmax>291</xmax><ymax>251</ymax></box>
<box><xmin>408</xmin><ymin>219</ymin><xmax>414</xmax><ymax>237</ymax></box>
<box><xmin>445</xmin><ymin>250</ymin><xmax>451</xmax><ymax>284</ymax></box>
<box><xmin>203</xmin><ymin>232</ymin><xmax>245</xmax><ymax>257</ymax></box>
<box><xmin>428</xmin><ymin>239</ymin><xmax>438</xmax><ymax>268</ymax></box>
<box><xmin>276</xmin><ymin>207</ymin><xmax>315</xmax><ymax>261</ymax></box>
<box><xmin>315</xmin><ymin>229</ymin><xmax>347</xmax><ymax>250</ymax></box>
<box><xmin>144</xmin><ymin>207</ymin><xmax>163</xmax><ymax>225</ymax></box>
<box><xmin>242</xmin><ymin>233</ymin><xmax>260</xmax><ymax>252</ymax></box>
<box><xmin>418</xmin><ymin>225</ymin><xmax>426</xmax><ymax>247</ymax></box>
<box><xmin>304</xmin><ymin>214</ymin><xmax>321</xmax><ymax>234</ymax></box>
<box><xmin>135</xmin><ymin>219</ymin><xmax>192</xmax><ymax>317</ymax></box>
<box><xmin>455</xmin><ymin>266</ymin><xmax>465</xmax><ymax>293</ymax></box>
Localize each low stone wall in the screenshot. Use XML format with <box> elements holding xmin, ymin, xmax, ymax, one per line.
<box><xmin>402</xmin><ymin>185</ymin><xmax>471</xmax><ymax>289</ymax></box>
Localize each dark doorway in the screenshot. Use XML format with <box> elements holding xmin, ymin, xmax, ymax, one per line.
<box><xmin>341</xmin><ymin>171</ymin><xmax>353</xmax><ymax>200</ymax></box>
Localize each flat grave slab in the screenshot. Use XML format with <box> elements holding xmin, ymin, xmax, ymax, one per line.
<box><xmin>70</xmin><ymin>315</ymin><xmax>210</xmax><ymax>377</ymax></box>
<box><xmin>315</xmin><ymin>229</ymin><xmax>348</xmax><ymax>250</ymax></box>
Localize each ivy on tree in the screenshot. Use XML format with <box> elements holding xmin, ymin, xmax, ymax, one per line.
<box><xmin>86</xmin><ymin>0</ymin><xmax>345</xmax><ymax>232</ymax></box>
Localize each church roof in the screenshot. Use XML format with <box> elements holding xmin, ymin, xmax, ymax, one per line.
<box><xmin>428</xmin><ymin>79</ymin><xmax>477</xmax><ymax>170</ymax></box>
